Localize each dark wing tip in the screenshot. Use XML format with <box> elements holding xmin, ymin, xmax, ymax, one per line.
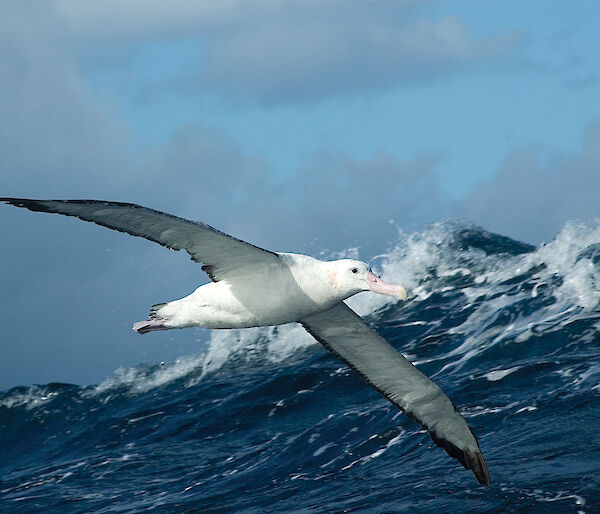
<box><xmin>459</xmin><ymin>448</ymin><xmax>490</xmax><ymax>486</ymax></box>
<box><xmin>430</xmin><ymin>431</ymin><xmax>490</xmax><ymax>486</ymax></box>
<box><xmin>469</xmin><ymin>450</ymin><xmax>490</xmax><ymax>486</ymax></box>
<box><xmin>1</xmin><ymin>198</ymin><xmax>136</xmax><ymax>210</ymax></box>
<box><xmin>1</xmin><ymin>197</ymin><xmax>52</xmax><ymax>212</ymax></box>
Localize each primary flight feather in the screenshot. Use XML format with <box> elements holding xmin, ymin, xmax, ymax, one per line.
<box><xmin>2</xmin><ymin>198</ymin><xmax>489</xmax><ymax>486</ymax></box>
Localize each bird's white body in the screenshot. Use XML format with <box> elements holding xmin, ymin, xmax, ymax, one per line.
<box><xmin>156</xmin><ymin>254</ymin><xmax>373</xmax><ymax>329</ymax></box>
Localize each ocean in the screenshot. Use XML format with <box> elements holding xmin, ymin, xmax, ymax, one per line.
<box><xmin>1</xmin><ymin>220</ymin><xmax>599</xmax><ymax>513</ymax></box>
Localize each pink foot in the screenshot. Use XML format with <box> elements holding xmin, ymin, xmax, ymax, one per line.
<box><xmin>133</xmin><ymin>319</ymin><xmax>168</xmax><ymax>334</ymax></box>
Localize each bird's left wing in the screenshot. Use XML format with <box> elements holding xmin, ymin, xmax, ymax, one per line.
<box><xmin>1</xmin><ymin>198</ymin><xmax>281</xmax><ymax>282</ymax></box>
<box><xmin>300</xmin><ymin>302</ymin><xmax>489</xmax><ymax>486</ymax></box>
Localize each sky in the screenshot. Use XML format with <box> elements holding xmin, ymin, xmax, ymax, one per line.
<box><xmin>1</xmin><ymin>0</ymin><xmax>599</xmax><ymax>389</ymax></box>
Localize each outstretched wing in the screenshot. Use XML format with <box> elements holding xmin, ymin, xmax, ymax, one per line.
<box><xmin>300</xmin><ymin>303</ymin><xmax>489</xmax><ymax>486</ymax></box>
<box><xmin>1</xmin><ymin>198</ymin><xmax>280</xmax><ymax>282</ymax></box>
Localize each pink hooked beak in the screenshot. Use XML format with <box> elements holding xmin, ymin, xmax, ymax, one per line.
<box><xmin>366</xmin><ymin>271</ymin><xmax>407</xmax><ymax>300</ymax></box>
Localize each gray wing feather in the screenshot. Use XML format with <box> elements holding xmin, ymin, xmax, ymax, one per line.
<box><xmin>1</xmin><ymin>198</ymin><xmax>280</xmax><ymax>282</ymax></box>
<box><xmin>301</xmin><ymin>303</ymin><xmax>490</xmax><ymax>486</ymax></box>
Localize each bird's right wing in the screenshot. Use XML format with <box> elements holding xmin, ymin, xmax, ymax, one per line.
<box><xmin>1</xmin><ymin>198</ymin><xmax>281</xmax><ymax>282</ymax></box>
<box><xmin>300</xmin><ymin>302</ymin><xmax>489</xmax><ymax>486</ymax></box>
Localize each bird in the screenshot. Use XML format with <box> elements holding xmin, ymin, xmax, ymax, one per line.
<box><xmin>1</xmin><ymin>198</ymin><xmax>489</xmax><ymax>485</ymax></box>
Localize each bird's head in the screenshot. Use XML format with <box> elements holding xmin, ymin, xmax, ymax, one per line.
<box><xmin>328</xmin><ymin>259</ymin><xmax>407</xmax><ymax>300</ymax></box>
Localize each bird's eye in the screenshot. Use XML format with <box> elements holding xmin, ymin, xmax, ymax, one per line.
<box><xmin>351</xmin><ymin>267</ymin><xmax>358</xmax><ymax>274</ymax></box>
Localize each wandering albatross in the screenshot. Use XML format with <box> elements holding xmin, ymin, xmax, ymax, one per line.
<box><xmin>2</xmin><ymin>198</ymin><xmax>490</xmax><ymax>486</ymax></box>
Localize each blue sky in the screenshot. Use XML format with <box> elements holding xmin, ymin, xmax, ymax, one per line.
<box><xmin>1</xmin><ymin>0</ymin><xmax>599</xmax><ymax>388</ymax></box>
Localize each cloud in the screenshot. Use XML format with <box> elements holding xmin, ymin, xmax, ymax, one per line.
<box><xmin>197</xmin><ymin>11</ymin><xmax>520</xmax><ymax>104</ymax></box>
<box><xmin>53</xmin><ymin>0</ymin><xmax>522</xmax><ymax>104</ymax></box>
<box><xmin>0</xmin><ymin>1</ymin><xmax>129</xmax><ymax>197</ymax></box>
<box><xmin>456</xmin><ymin>121</ymin><xmax>600</xmax><ymax>244</ymax></box>
<box><xmin>267</xmin><ymin>150</ymin><xmax>446</xmax><ymax>252</ymax></box>
<box><xmin>129</xmin><ymin>128</ymin><xmax>447</xmax><ymax>256</ymax></box>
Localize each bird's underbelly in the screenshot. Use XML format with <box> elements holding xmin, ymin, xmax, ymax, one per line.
<box><xmin>159</xmin><ymin>281</ymin><xmax>336</xmax><ymax>329</ymax></box>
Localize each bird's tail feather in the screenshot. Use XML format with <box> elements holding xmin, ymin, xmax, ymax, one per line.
<box><xmin>132</xmin><ymin>319</ymin><xmax>168</xmax><ymax>334</ymax></box>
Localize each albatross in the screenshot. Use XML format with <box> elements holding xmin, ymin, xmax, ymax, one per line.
<box><xmin>2</xmin><ymin>198</ymin><xmax>489</xmax><ymax>485</ymax></box>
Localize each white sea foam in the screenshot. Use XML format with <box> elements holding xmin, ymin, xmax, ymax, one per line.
<box><xmin>499</xmin><ymin>486</ymin><xmax>586</xmax><ymax>511</ymax></box>
<box><xmin>313</xmin><ymin>442</ymin><xmax>336</xmax><ymax>457</ymax></box>
<box><xmin>341</xmin><ymin>431</ymin><xmax>405</xmax><ymax>471</ymax></box>
<box><xmin>86</xmin><ymin>322</ymin><xmax>318</xmax><ymax>396</ymax></box>
<box><xmin>556</xmin><ymin>363</ymin><xmax>600</xmax><ymax>391</ymax></box>
<box><xmin>91</xmin><ymin>353</ymin><xmax>207</xmax><ymax>396</ymax></box>
<box><xmin>390</xmin><ymin>220</ymin><xmax>600</xmax><ymax>373</ymax></box>
<box><xmin>484</xmin><ymin>366</ymin><xmax>521</xmax><ymax>382</ymax></box>
<box><xmin>0</xmin><ymin>386</ymin><xmax>60</xmax><ymax>410</ymax></box>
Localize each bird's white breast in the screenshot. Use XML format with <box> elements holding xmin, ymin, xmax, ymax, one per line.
<box><xmin>164</xmin><ymin>253</ymin><xmax>345</xmax><ymax>329</ymax></box>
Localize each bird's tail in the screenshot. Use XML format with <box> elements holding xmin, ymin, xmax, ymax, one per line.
<box><xmin>133</xmin><ymin>302</ymin><xmax>169</xmax><ymax>334</ymax></box>
<box><xmin>132</xmin><ymin>319</ymin><xmax>168</xmax><ymax>334</ymax></box>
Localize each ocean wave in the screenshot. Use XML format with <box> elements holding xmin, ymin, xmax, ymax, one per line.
<box><xmin>1</xmin><ymin>219</ymin><xmax>599</xmax><ymax>512</ymax></box>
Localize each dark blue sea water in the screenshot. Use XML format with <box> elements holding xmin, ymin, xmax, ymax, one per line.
<box><xmin>1</xmin><ymin>221</ymin><xmax>599</xmax><ymax>513</ymax></box>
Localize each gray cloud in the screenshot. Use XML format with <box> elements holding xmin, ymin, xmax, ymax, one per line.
<box><xmin>456</xmin><ymin>121</ymin><xmax>600</xmax><ymax>244</ymax></box>
<box><xmin>265</xmin><ymin>151</ymin><xmax>446</xmax><ymax>253</ymax></box>
<box><xmin>53</xmin><ymin>0</ymin><xmax>522</xmax><ymax>104</ymax></box>
<box><xmin>197</xmin><ymin>10</ymin><xmax>521</xmax><ymax>104</ymax></box>
<box><xmin>0</xmin><ymin>1</ymin><xmax>130</xmax><ymax>197</ymax></box>
<box><xmin>130</xmin><ymin>128</ymin><xmax>446</xmax><ymax>256</ymax></box>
